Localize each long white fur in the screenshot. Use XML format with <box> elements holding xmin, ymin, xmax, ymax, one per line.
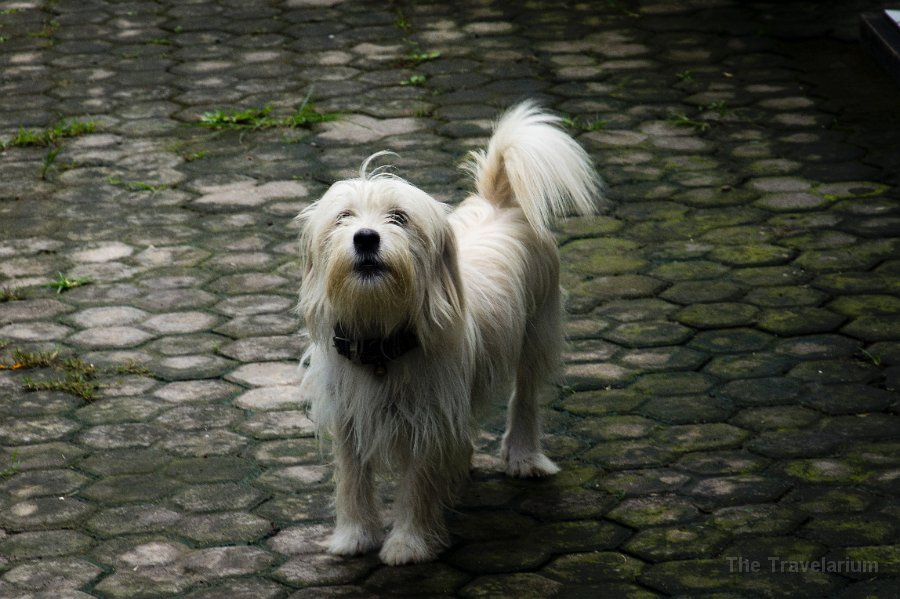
<box><xmin>296</xmin><ymin>101</ymin><xmax>602</xmax><ymax>565</ymax></box>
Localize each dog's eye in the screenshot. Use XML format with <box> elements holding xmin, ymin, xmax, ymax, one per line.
<box><xmin>387</xmin><ymin>209</ymin><xmax>408</xmax><ymax>226</ymax></box>
<box><xmin>336</xmin><ymin>210</ymin><xmax>353</xmax><ymax>223</ymax></box>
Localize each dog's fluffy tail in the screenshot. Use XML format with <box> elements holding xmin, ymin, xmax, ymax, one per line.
<box><xmin>465</xmin><ymin>101</ymin><xmax>604</xmax><ymax>231</ymax></box>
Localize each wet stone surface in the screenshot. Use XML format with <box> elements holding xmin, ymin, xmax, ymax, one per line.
<box><xmin>1</xmin><ymin>1</ymin><xmax>899</xmax><ymax>597</ymax></box>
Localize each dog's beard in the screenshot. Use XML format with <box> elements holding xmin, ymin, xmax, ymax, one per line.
<box><xmin>323</xmin><ymin>240</ymin><xmax>416</xmax><ymax>337</ymax></box>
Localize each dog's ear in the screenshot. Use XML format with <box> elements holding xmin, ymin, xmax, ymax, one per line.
<box><xmin>295</xmin><ymin>204</ymin><xmax>316</xmax><ymax>279</ymax></box>
<box><xmin>295</xmin><ymin>203</ymin><xmax>330</xmax><ymax>342</ymax></box>
<box><xmin>418</xmin><ymin>225</ymin><xmax>465</xmax><ymax>348</ymax></box>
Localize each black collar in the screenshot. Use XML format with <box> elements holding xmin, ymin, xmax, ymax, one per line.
<box><xmin>332</xmin><ymin>323</ymin><xmax>419</xmax><ymax>375</ymax></box>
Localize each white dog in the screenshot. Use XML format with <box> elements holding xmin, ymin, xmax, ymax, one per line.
<box><xmin>296</xmin><ymin>101</ymin><xmax>602</xmax><ymax>565</ymax></box>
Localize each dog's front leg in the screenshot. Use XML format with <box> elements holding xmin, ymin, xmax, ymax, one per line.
<box><xmin>328</xmin><ymin>435</ymin><xmax>383</xmax><ymax>556</ymax></box>
<box><xmin>379</xmin><ymin>460</ymin><xmax>452</xmax><ymax>565</ymax></box>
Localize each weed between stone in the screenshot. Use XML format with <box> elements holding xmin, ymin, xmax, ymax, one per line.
<box><xmin>197</xmin><ymin>99</ymin><xmax>337</xmax><ymax>131</ymax></box>
<box><xmin>0</xmin><ymin>118</ymin><xmax>97</xmax><ymax>150</ymax></box>
<box><xmin>0</xmin><ymin>450</ymin><xmax>19</xmax><ymax>478</ymax></box>
<box><xmin>1</xmin><ymin>347</ymin><xmax>153</xmax><ymax>402</ymax></box>
<box><xmin>46</xmin><ymin>272</ymin><xmax>91</xmax><ymax>294</ymax></box>
<box><xmin>0</xmin><ymin>286</ymin><xmax>24</xmax><ymax>302</ymax></box>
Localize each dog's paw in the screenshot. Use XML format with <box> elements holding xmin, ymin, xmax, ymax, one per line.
<box><xmin>505</xmin><ymin>451</ymin><xmax>560</xmax><ymax>478</ymax></box>
<box><xmin>379</xmin><ymin>530</ymin><xmax>437</xmax><ymax>566</ymax></box>
<box><xmin>328</xmin><ymin>525</ymin><xmax>382</xmax><ymax>556</ymax></box>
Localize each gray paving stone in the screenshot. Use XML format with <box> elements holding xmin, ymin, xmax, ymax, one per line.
<box><xmin>2</xmin><ymin>557</ymin><xmax>103</xmax><ymax>591</ymax></box>
<box><xmin>0</xmin><ymin>530</ymin><xmax>94</xmax><ymax>560</ymax></box>
<box><xmin>273</xmin><ymin>553</ymin><xmax>377</xmax><ymax>588</ymax></box>
<box><xmin>67</xmin><ymin>326</ymin><xmax>154</xmax><ymax>349</ymax></box>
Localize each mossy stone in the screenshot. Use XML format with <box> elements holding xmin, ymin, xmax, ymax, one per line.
<box><xmin>674</xmin><ymin>186</ymin><xmax>756</xmax><ymax>207</ymax></box>
<box><xmin>597</xmin><ymin>468</ymin><xmax>690</xmax><ymax>497</ymax></box>
<box><xmin>624</xmin><ymin>524</ymin><xmax>729</xmax><ymax>561</ymax></box>
<box><xmin>814</xmin><ymin>271</ymin><xmax>900</xmax><ymax>294</ymax></box>
<box><xmin>708</xmin><ymin>243</ymin><xmax>794</xmax><ymax>267</ymax></box>
<box><xmin>689</xmin><ymin>327</ymin><xmax>774</xmax><ymax>353</ymax></box>
<box><xmin>556</xmin><ymin>215</ymin><xmax>624</xmax><ymax>238</ymax></box>
<box><xmin>653</xmin><ymin>423</ymin><xmax>750</xmax><ymax>453</ymax></box>
<box><xmin>720</xmin><ymin>376</ymin><xmax>802</xmax><ymax>405</ymax></box>
<box><xmin>841</xmin><ymin>315</ymin><xmax>900</xmax><ymax>341</ymax></box>
<box><xmin>794</xmin><ymin>249</ymin><xmax>881</xmax><ymax>272</ymax></box>
<box><xmin>729</xmin><ymin>405</ymin><xmax>819</xmax><ymax>431</ymax></box>
<box><xmin>829</xmin><ymin>294</ymin><xmax>900</xmax><ymax>317</ymax></box>
<box><xmin>783</xmin><ymin>458</ymin><xmax>873</xmax><ymax>484</ymax></box>
<box><xmin>829</xmin><ymin>545</ymin><xmax>900</xmax><ymax>576</ymax></box>
<box><xmin>799</xmin><ymin>383</ymin><xmax>895</xmax><ymax>415</ymax></box>
<box><xmin>568</xmin><ymin>275</ymin><xmax>667</xmax><ymax>311</ymax></box>
<box><xmin>703</xmin><ymin>352</ymin><xmax>791</xmax><ymax>379</ymax></box>
<box><xmin>560</xmin><ymin>389</ymin><xmax>647</xmax><ymax>417</ymax></box>
<box><xmin>802</xmin><ymin>514</ymin><xmax>899</xmax><ymax>547</ymax></box>
<box><xmin>730</xmin><ymin>265</ymin><xmax>808</xmax><ymax>286</ymax></box>
<box><xmin>606</xmin><ymin>495</ymin><xmax>699</xmax><ymax>528</ymax></box>
<box><xmin>674</xmin><ymin>450</ymin><xmax>766</xmax><ymax>475</ymax></box>
<box><xmin>639</xmin><ymin>395</ymin><xmax>734</xmax><ymax>424</ymax></box>
<box><xmin>660</xmin><ymin>280</ymin><xmax>744</xmax><ymax>304</ymax></box>
<box><xmin>757</xmin><ymin>307</ymin><xmax>845</xmax><ymax>335</ymax></box>
<box><xmin>459</xmin><ymin>573</ymin><xmax>561</xmax><ymax>599</ymax></box>
<box><xmin>789</xmin><ymin>358</ymin><xmax>881</xmax><ymax>383</ymax></box>
<box><xmin>447</xmin><ymin>539</ymin><xmax>549</xmax><ymax>574</ymax></box>
<box><xmin>711</xmin><ymin>505</ymin><xmax>804</xmax><ymax>535</ymax></box>
<box><xmin>163</xmin><ymin>456</ymin><xmax>257</xmax><ymax>482</ymax></box>
<box><xmin>815</xmin><ymin>180</ymin><xmax>889</xmax><ymax>200</ymax></box>
<box><xmin>618</xmin><ymin>346</ymin><xmax>708</xmax><ymax>372</ymax></box>
<box><xmin>744</xmin><ymin>285</ymin><xmax>826</xmax><ymax>307</ymax></box>
<box><xmin>570</xmin><ymin>415</ymin><xmax>658</xmax><ymax>441</ymax></box>
<box><xmin>701</xmin><ymin>224</ymin><xmax>775</xmax><ymax>244</ymax></box>
<box><xmin>560</xmin><ymin>237</ymin><xmax>646</xmax><ymax>276</ymax></box>
<box><xmin>639</xmin><ymin>558</ymin><xmax>840</xmax><ymax>596</ymax></box>
<box><xmin>780</xmin><ymin>229</ymin><xmax>856</xmax><ymax>250</ymax></box>
<box><xmin>526</xmin><ymin>520</ymin><xmax>632</xmax><ymax>553</ymax></box>
<box><xmin>631</xmin><ymin>371</ymin><xmax>714</xmax><ymax>395</ymax></box>
<box><xmin>517</xmin><ymin>488</ymin><xmax>618</xmax><ymax>520</ymax></box>
<box><xmin>746</xmin><ymin>429</ymin><xmax>841</xmax><ymax>458</ymax></box>
<box><xmin>595</xmin><ymin>298</ymin><xmax>680</xmax><ymax>322</ymax></box>
<box><xmin>649</xmin><ymin>260</ymin><xmax>730</xmax><ymax>281</ymax></box>
<box><xmin>723</xmin><ymin>536</ymin><xmax>825</xmax><ymax>563</ymax></box>
<box><xmin>366</xmin><ymin>563</ymin><xmax>469</xmax><ymax>595</ymax></box>
<box><xmin>787</xmin><ymin>487</ymin><xmax>875</xmax><ymax>514</ymax></box>
<box><xmin>542</xmin><ymin>551</ymin><xmax>644</xmax><ymax>583</ymax></box>
<box><xmin>773</xmin><ymin>334</ymin><xmax>859</xmax><ymax>359</ymax></box>
<box><xmin>583</xmin><ymin>439</ymin><xmax>675</xmax><ymax>470</ymax></box>
<box><xmin>603</xmin><ymin>320</ymin><xmax>694</xmax><ymax>347</ymax></box>
<box><xmin>0</xmin><ymin>529</ymin><xmax>94</xmax><ymax>560</ymax></box>
<box><xmin>675</xmin><ymin>302</ymin><xmax>758</xmax><ymax>329</ymax></box>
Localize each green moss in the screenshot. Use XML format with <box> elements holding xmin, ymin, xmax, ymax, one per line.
<box><xmin>784</xmin><ymin>458</ymin><xmax>872</xmax><ymax>483</ymax></box>
<box><xmin>828</xmin><ymin>295</ymin><xmax>900</xmax><ymax>317</ymax></box>
<box><xmin>708</xmin><ymin>243</ymin><xmax>794</xmax><ymax>267</ymax></box>
<box><xmin>816</xmin><ymin>181</ymin><xmax>889</xmax><ymax>201</ymax></box>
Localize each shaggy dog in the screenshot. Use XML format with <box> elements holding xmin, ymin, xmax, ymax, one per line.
<box><xmin>296</xmin><ymin>101</ymin><xmax>602</xmax><ymax>565</ymax></box>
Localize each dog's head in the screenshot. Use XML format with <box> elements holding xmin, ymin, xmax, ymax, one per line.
<box><xmin>297</xmin><ymin>156</ymin><xmax>464</xmax><ymax>350</ymax></box>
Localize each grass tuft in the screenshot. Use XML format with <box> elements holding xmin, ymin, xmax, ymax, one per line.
<box><xmin>562</xmin><ymin>114</ymin><xmax>607</xmax><ymax>132</ymax></box>
<box><xmin>1</xmin><ymin>118</ymin><xmax>96</xmax><ymax>150</ymax></box>
<box><xmin>2</xmin><ymin>346</ymin><xmax>151</xmax><ymax>402</ymax></box>
<box><xmin>0</xmin><ymin>450</ymin><xmax>19</xmax><ymax>478</ymax></box>
<box><xmin>0</xmin><ymin>286</ymin><xmax>25</xmax><ymax>302</ymax></box>
<box><xmin>46</xmin><ymin>272</ymin><xmax>91</xmax><ymax>294</ymax></box>
<box><xmin>197</xmin><ymin>97</ymin><xmax>337</xmax><ymax>131</ymax></box>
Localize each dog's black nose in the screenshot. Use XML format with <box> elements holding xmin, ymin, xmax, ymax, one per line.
<box><xmin>353</xmin><ymin>228</ymin><xmax>380</xmax><ymax>254</ymax></box>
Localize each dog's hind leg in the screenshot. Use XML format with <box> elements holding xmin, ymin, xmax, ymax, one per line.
<box><xmin>328</xmin><ymin>433</ymin><xmax>383</xmax><ymax>556</ymax></box>
<box><xmin>501</xmin><ymin>290</ymin><xmax>562</xmax><ymax>478</ymax></box>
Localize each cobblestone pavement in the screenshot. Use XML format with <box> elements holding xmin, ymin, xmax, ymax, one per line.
<box><xmin>1</xmin><ymin>0</ymin><xmax>899</xmax><ymax>597</ymax></box>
